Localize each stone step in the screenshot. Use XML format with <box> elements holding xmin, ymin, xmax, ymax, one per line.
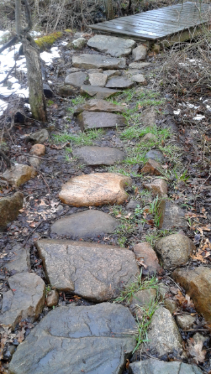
<box><xmin>51</xmin><ymin>210</ymin><xmax>120</xmax><ymax>238</ymax></box>
<box><xmin>87</xmin><ymin>34</ymin><xmax>136</xmax><ymax>57</ymax></box>
<box><xmin>9</xmin><ymin>303</ymin><xmax>137</xmax><ymax>374</ymax></box>
<box><xmin>77</xmin><ymin>111</ymin><xmax>126</xmax><ymax>131</ymax></box>
<box><xmin>59</xmin><ymin>172</ymin><xmax>132</xmax><ymax>207</ymax></box>
<box><xmin>74</xmin><ymin>98</ymin><xmax>126</xmax><ymax>114</ymax></box>
<box><xmin>72</xmin><ymin>54</ymin><xmax>126</xmax><ymax>69</ymax></box>
<box><xmin>80</xmin><ymin>85</ymin><xmax>121</xmax><ymax>99</ymax></box>
<box><xmin>36</xmin><ymin>239</ymin><xmax>139</xmax><ymax>301</ymax></box>
<box><xmin>72</xmin><ymin>146</ymin><xmax>126</xmax><ymax>165</ymax></box>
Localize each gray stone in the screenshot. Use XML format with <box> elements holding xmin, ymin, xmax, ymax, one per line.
<box><xmin>71</xmin><ymin>37</ymin><xmax>87</xmax><ymax>49</ymax></box>
<box><xmin>146</xmin><ymin>150</ymin><xmax>164</xmax><ymax>163</ymax></box>
<box><xmin>176</xmin><ymin>314</ymin><xmax>195</xmax><ymax>330</ymax></box>
<box><xmin>72</xmin><ymin>54</ymin><xmax>126</xmax><ymax>69</ymax></box>
<box><xmin>141</xmin><ymin>107</ymin><xmax>157</xmax><ymax>127</ymax></box>
<box><xmin>157</xmin><ymin>200</ymin><xmax>188</xmax><ymax>230</ymax></box>
<box><xmin>46</xmin><ymin>290</ymin><xmax>59</xmax><ymax>307</ymax></box>
<box><xmin>4</xmin><ymin>244</ymin><xmax>30</xmax><ymax>273</ymax></box>
<box><xmin>103</xmin><ymin>70</ymin><xmax>121</xmax><ymax>78</ymax></box>
<box><xmin>131</xmin><ymin>74</ymin><xmax>147</xmax><ymax>84</ymax></box>
<box><xmin>2</xmin><ymin>164</ymin><xmax>37</xmax><ymax>187</ymax></box>
<box><xmin>89</xmin><ymin>73</ymin><xmax>107</xmax><ymax>87</ymax></box>
<box><xmin>58</xmin><ymin>84</ymin><xmax>77</xmax><ymax>96</ymax></box>
<box><xmin>131</xmin><ymin>289</ymin><xmax>157</xmax><ymax>308</ymax></box>
<box><xmin>0</xmin><ymin>192</ymin><xmax>23</xmax><ymax>228</ymax></box>
<box><xmin>73</xmin><ymin>146</ymin><xmax>126</xmax><ymax>165</ymax></box>
<box><xmin>126</xmin><ymin>200</ymin><xmax>140</xmax><ymax>210</ymax></box>
<box><xmin>164</xmin><ymin>299</ymin><xmax>177</xmax><ymax>314</ymax></box>
<box><xmin>129</xmin><ymin>359</ymin><xmax>203</xmax><ymax>374</ymax></box>
<box><xmin>1</xmin><ymin>273</ymin><xmax>45</xmax><ymax>330</ymax></box>
<box><xmin>51</xmin><ymin>210</ymin><xmax>120</xmax><ymax>238</ymax></box>
<box><xmin>74</xmin><ymin>98</ymin><xmax>126</xmax><ymax>114</ymax></box>
<box><xmin>144</xmin><ymin>307</ymin><xmax>183</xmax><ymax>356</ymax></box>
<box><xmin>155</xmin><ymin>233</ymin><xmax>195</xmax><ymax>270</ymax></box>
<box><xmin>66</xmin><ymin>67</ymin><xmax>81</xmax><ymax>74</ymax></box>
<box><xmin>87</xmin><ymin>68</ymin><xmax>103</xmax><ymax>73</ymax></box>
<box><xmin>27</xmin><ymin>129</ymin><xmax>49</xmax><ymax>144</ymax></box>
<box><xmin>80</xmin><ymin>85</ymin><xmax>120</xmax><ymax>99</ymax></box>
<box><xmin>106</xmin><ymin>76</ymin><xmax>135</xmax><ymax>89</ymax></box>
<box><xmin>132</xmin><ymin>44</ymin><xmax>147</xmax><ymax>61</ymax></box>
<box><xmin>65</xmin><ymin>71</ymin><xmax>87</xmax><ymax>87</ymax></box>
<box><xmin>36</xmin><ymin>239</ymin><xmax>139</xmax><ymax>301</ymax></box>
<box><xmin>29</xmin><ymin>155</ymin><xmax>41</xmax><ymax>169</ymax></box>
<box><xmin>87</xmin><ymin>35</ymin><xmax>136</xmax><ymax>57</ymax></box>
<box><xmin>133</xmin><ymin>243</ymin><xmax>162</xmax><ymax>276</ymax></box>
<box><xmin>43</xmin><ymin>83</ymin><xmax>53</xmax><ymax>98</ymax></box>
<box><xmin>129</xmin><ymin>62</ymin><xmax>150</xmax><ymax>69</ymax></box>
<box><xmin>77</xmin><ymin>111</ymin><xmax>126</xmax><ymax>130</ymax></box>
<box><xmin>9</xmin><ymin>303</ymin><xmax>137</xmax><ymax>374</ymax></box>
<box><xmin>157</xmin><ymin>283</ymin><xmax>169</xmax><ymax>300</ymax></box>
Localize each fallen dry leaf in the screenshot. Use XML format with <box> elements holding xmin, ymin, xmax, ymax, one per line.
<box><xmin>188</xmin><ymin>339</ymin><xmax>206</xmax><ymax>363</ymax></box>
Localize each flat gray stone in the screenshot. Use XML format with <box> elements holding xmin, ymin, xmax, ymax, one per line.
<box><xmin>87</xmin><ymin>34</ymin><xmax>136</xmax><ymax>57</ymax></box>
<box><xmin>80</xmin><ymin>85</ymin><xmax>120</xmax><ymax>99</ymax></box>
<box><xmin>71</xmin><ymin>37</ymin><xmax>87</xmax><ymax>49</ymax></box>
<box><xmin>129</xmin><ymin>359</ymin><xmax>203</xmax><ymax>374</ymax></box>
<box><xmin>36</xmin><ymin>239</ymin><xmax>139</xmax><ymax>301</ymax></box>
<box><xmin>155</xmin><ymin>233</ymin><xmax>195</xmax><ymax>270</ymax></box>
<box><xmin>74</xmin><ymin>99</ymin><xmax>126</xmax><ymax>114</ymax></box>
<box><xmin>51</xmin><ymin>210</ymin><xmax>120</xmax><ymax>238</ymax></box>
<box><xmin>103</xmin><ymin>70</ymin><xmax>121</xmax><ymax>78</ymax></box>
<box><xmin>9</xmin><ymin>303</ymin><xmax>137</xmax><ymax>374</ymax></box>
<box><xmin>131</xmin><ymin>74</ymin><xmax>147</xmax><ymax>84</ymax></box>
<box><xmin>72</xmin><ymin>54</ymin><xmax>126</xmax><ymax>69</ymax></box>
<box><xmin>73</xmin><ymin>146</ymin><xmax>126</xmax><ymax>165</ymax></box>
<box><xmin>146</xmin><ymin>150</ymin><xmax>164</xmax><ymax>163</ymax></box>
<box><xmin>157</xmin><ymin>199</ymin><xmax>187</xmax><ymax>230</ymax></box>
<box><xmin>4</xmin><ymin>244</ymin><xmax>30</xmax><ymax>273</ymax></box>
<box><xmin>89</xmin><ymin>72</ymin><xmax>107</xmax><ymax>87</ymax></box>
<box><xmin>65</xmin><ymin>71</ymin><xmax>87</xmax><ymax>87</ymax></box>
<box><xmin>0</xmin><ymin>192</ymin><xmax>23</xmax><ymax>228</ymax></box>
<box><xmin>144</xmin><ymin>307</ymin><xmax>183</xmax><ymax>356</ymax></box>
<box><xmin>176</xmin><ymin>314</ymin><xmax>196</xmax><ymax>330</ymax></box>
<box><xmin>1</xmin><ymin>273</ymin><xmax>45</xmax><ymax>329</ymax></box>
<box><xmin>77</xmin><ymin>111</ymin><xmax>126</xmax><ymax>130</ymax></box>
<box><xmin>106</xmin><ymin>76</ymin><xmax>135</xmax><ymax>89</ymax></box>
<box><xmin>132</xmin><ymin>44</ymin><xmax>147</xmax><ymax>61</ymax></box>
<box><xmin>129</xmin><ymin>62</ymin><xmax>150</xmax><ymax>69</ymax></box>
<box><xmin>27</xmin><ymin>129</ymin><xmax>49</xmax><ymax>144</ymax></box>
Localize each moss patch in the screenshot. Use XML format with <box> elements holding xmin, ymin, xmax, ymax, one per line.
<box><xmin>35</xmin><ymin>32</ymin><xmax>63</xmax><ymax>51</ymax></box>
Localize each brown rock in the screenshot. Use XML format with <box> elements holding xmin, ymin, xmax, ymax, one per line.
<box><xmin>77</xmin><ymin>111</ymin><xmax>126</xmax><ymax>131</ymax></box>
<box><xmin>133</xmin><ymin>242</ymin><xmax>162</xmax><ymax>275</ymax></box>
<box><xmin>141</xmin><ymin>159</ymin><xmax>163</xmax><ymax>176</ymax></box>
<box><xmin>59</xmin><ymin>173</ymin><xmax>132</xmax><ymax>207</ymax></box>
<box><xmin>30</xmin><ymin>144</ymin><xmax>45</xmax><ymax>156</ymax></box>
<box><xmin>164</xmin><ymin>299</ymin><xmax>177</xmax><ymax>314</ymax></box>
<box><xmin>155</xmin><ymin>234</ymin><xmax>195</xmax><ymax>270</ymax></box>
<box><xmin>141</xmin><ymin>133</ymin><xmax>157</xmax><ymax>142</ymax></box>
<box><xmin>2</xmin><ymin>164</ymin><xmax>37</xmax><ymax>187</ymax></box>
<box><xmin>157</xmin><ymin>199</ymin><xmax>187</xmax><ymax>229</ymax></box>
<box><xmin>36</xmin><ymin>239</ymin><xmax>139</xmax><ymax>301</ymax></box>
<box><xmin>143</xmin><ymin>179</ymin><xmax>168</xmax><ymax>196</ymax></box>
<box><xmin>74</xmin><ymin>99</ymin><xmax>126</xmax><ymax>114</ymax></box>
<box><xmin>172</xmin><ymin>266</ymin><xmax>211</xmax><ymax>322</ymax></box>
<box><xmin>46</xmin><ymin>290</ymin><xmax>59</xmax><ymax>307</ymax></box>
<box><xmin>0</xmin><ymin>192</ymin><xmax>23</xmax><ymax>228</ymax></box>
<box><xmin>59</xmin><ymin>85</ymin><xmax>77</xmax><ymax>97</ymax></box>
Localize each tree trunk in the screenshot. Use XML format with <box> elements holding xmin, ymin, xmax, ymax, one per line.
<box><xmin>15</xmin><ymin>0</ymin><xmax>22</xmax><ymax>35</ymax></box>
<box><xmin>106</xmin><ymin>0</ymin><xmax>114</xmax><ymax>20</ymax></box>
<box><xmin>23</xmin><ymin>38</ymin><xmax>47</xmax><ymax>122</ymax></box>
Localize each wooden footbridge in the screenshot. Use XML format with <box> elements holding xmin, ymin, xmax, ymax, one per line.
<box><xmin>90</xmin><ymin>1</ymin><xmax>211</xmax><ymax>44</ymax></box>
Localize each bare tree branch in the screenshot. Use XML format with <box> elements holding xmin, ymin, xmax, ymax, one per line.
<box><xmin>0</xmin><ymin>150</ymin><xmax>11</xmax><ymax>168</ymax></box>
<box><xmin>23</xmin><ymin>0</ymin><xmax>32</xmax><ymax>32</ymax></box>
<box><xmin>0</xmin><ymin>36</ymin><xmax>18</xmax><ymax>54</ymax></box>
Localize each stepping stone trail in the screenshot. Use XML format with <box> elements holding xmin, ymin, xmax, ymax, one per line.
<box><xmin>73</xmin><ymin>146</ymin><xmax>126</xmax><ymax>165</ymax></box>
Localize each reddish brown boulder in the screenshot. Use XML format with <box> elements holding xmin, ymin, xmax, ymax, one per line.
<box><xmin>30</xmin><ymin>144</ymin><xmax>46</xmax><ymax>156</ymax></box>
<box><xmin>133</xmin><ymin>242</ymin><xmax>163</xmax><ymax>275</ymax></box>
<box><xmin>172</xmin><ymin>266</ymin><xmax>211</xmax><ymax>322</ymax></box>
<box><xmin>141</xmin><ymin>159</ymin><xmax>162</xmax><ymax>176</ymax></box>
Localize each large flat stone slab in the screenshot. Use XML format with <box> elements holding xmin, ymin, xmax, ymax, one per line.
<box><xmin>80</xmin><ymin>85</ymin><xmax>120</xmax><ymax>99</ymax></box>
<box><xmin>72</xmin><ymin>54</ymin><xmax>126</xmax><ymax>69</ymax></box>
<box><xmin>51</xmin><ymin>210</ymin><xmax>120</xmax><ymax>238</ymax></box>
<box><xmin>64</xmin><ymin>71</ymin><xmax>87</xmax><ymax>87</ymax></box>
<box><xmin>87</xmin><ymin>34</ymin><xmax>136</xmax><ymax>57</ymax></box>
<box><xmin>77</xmin><ymin>111</ymin><xmax>126</xmax><ymax>130</ymax></box>
<box><xmin>9</xmin><ymin>303</ymin><xmax>137</xmax><ymax>374</ymax></box>
<box><xmin>73</xmin><ymin>146</ymin><xmax>126</xmax><ymax>165</ymax></box>
<box><xmin>1</xmin><ymin>273</ymin><xmax>45</xmax><ymax>330</ymax></box>
<box><xmin>130</xmin><ymin>359</ymin><xmax>203</xmax><ymax>374</ymax></box>
<box><xmin>74</xmin><ymin>98</ymin><xmax>126</xmax><ymax>114</ymax></box>
<box><xmin>36</xmin><ymin>239</ymin><xmax>139</xmax><ymax>301</ymax></box>
<box><xmin>59</xmin><ymin>172</ymin><xmax>132</xmax><ymax>206</ymax></box>
<box><xmin>106</xmin><ymin>76</ymin><xmax>135</xmax><ymax>89</ymax></box>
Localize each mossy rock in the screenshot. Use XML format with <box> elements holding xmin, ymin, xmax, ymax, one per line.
<box><xmin>35</xmin><ymin>31</ymin><xmax>63</xmax><ymax>51</ymax></box>
<box><xmin>65</xmin><ymin>29</ymin><xmax>73</xmax><ymax>33</ymax></box>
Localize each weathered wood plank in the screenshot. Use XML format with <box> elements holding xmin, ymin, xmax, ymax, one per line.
<box><xmin>90</xmin><ymin>1</ymin><xmax>210</xmax><ymax>42</ymax></box>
